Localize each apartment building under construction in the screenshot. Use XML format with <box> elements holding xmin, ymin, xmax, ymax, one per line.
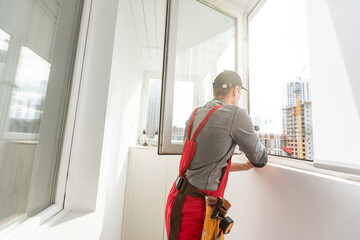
<box><xmin>282</xmin><ymin>81</ymin><xmax>314</xmax><ymax>160</ymax></box>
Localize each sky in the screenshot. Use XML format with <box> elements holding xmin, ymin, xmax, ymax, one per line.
<box><xmin>249</xmin><ymin>0</ymin><xmax>310</xmax><ymax>134</ymax></box>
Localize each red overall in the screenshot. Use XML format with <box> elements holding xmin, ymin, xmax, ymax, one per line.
<box><xmin>165</xmin><ymin>105</ymin><xmax>232</xmax><ymax>240</ymax></box>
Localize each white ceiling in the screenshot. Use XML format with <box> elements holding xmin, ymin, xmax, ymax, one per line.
<box><xmin>129</xmin><ymin>0</ymin><xmax>167</xmax><ymax>72</ymax></box>
<box><xmin>129</xmin><ymin>0</ymin><xmax>256</xmax><ymax>72</ymax></box>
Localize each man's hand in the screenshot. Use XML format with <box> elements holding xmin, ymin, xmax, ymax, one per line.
<box><xmin>229</xmin><ymin>161</ymin><xmax>254</xmax><ymax>172</ymax></box>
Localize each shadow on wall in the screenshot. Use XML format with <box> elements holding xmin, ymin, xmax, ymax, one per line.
<box><xmin>327</xmin><ymin>0</ymin><xmax>360</xmax><ymax>118</ymax></box>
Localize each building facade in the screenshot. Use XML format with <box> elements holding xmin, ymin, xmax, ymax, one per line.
<box><xmin>282</xmin><ymin>81</ymin><xmax>313</xmax><ymax>160</ymax></box>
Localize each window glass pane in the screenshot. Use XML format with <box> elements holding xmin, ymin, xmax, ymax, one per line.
<box><xmin>249</xmin><ymin>0</ymin><xmax>313</xmax><ymax>160</ymax></box>
<box><xmin>172</xmin><ymin>81</ymin><xmax>194</xmax><ymax>143</ymax></box>
<box><xmin>0</xmin><ymin>0</ymin><xmax>83</xmax><ymax>228</ymax></box>
<box><xmin>170</xmin><ymin>0</ymin><xmax>236</xmax><ymax>144</ymax></box>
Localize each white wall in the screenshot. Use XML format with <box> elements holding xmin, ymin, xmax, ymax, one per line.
<box><xmin>30</xmin><ymin>0</ymin><xmax>143</xmax><ymax>238</ymax></box>
<box><xmin>14</xmin><ymin>0</ymin><xmax>143</xmax><ymax>238</ymax></box>
<box><xmin>64</xmin><ymin>0</ymin><xmax>120</xmax><ymax>212</ymax></box>
<box><xmin>122</xmin><ymin>148</ymin><xmax>178</xmax><ymax>240</ymax></box>
<box><xmin>96</xmin><ymin>0</ymin><xmax>144</xmax><ymax>238</ymax></box>
<box><xmin>307</xmin><ymin>0</ymin><xmax>360</xmax><ymax>167</ymax></box>
<box><xmin>124</xmin><ymin>148</ymin><xmax>360</xmax><ymax>240</ymax></box>
<box><xmin>227</xmin><ymin>163</ymin><xmax>360</xmax><ymax>240</ymax></box>
<box><xmin>65</xmin><ymin>0</ymin><xmax>144</xmax><ymax>235</ymax></box>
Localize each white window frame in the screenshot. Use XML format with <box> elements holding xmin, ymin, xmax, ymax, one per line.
<box><xmin>0</xmin><ymin>0</ymin><xmax>92</xmax><ymax>238</ymax></box>
<box><xmin>0</xmin><ymin>27</ymin><xmax>21</xmax><ymax>144</ymax></box>
<box><xmin>159</xmin><ymin>0</ymin><xmax>240</xmax><ymax>154</ymax></box>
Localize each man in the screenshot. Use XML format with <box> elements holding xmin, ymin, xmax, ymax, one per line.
<box><xmin>165</xmin><ymin>70</ymin><xmax>268</xmax><ymax>240</ymax></box>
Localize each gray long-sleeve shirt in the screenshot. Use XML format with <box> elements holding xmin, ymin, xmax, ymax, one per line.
<box><xmin>183</xmin><ymin>98</ymin><xmax>267</xmax><ymax>191</ymax></box>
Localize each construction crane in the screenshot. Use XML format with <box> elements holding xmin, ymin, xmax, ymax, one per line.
<box><xmin>294</xmin><ymin>82</ymin><xmax>303</xmax><ymax>159</ymax></box>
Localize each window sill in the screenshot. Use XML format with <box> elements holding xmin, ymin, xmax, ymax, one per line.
<box><xmin>233</xmin><ymin>153</ymin><xmax>360</xmax><ymax>184</ymax></box>
<box><xmin>25</xmin><ymin>210</ymin><xmax>97</xmax><ymax>240</ymax></box>
<box><xmin>129</xmin><ymin>147</ymin><xmax>360</xmax><ymax>183</ymax></box>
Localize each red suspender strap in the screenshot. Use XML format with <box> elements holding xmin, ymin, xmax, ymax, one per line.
<box><xmin>191</xmin><ymin>105</ymin><xmax>224</xmax><ymax>140</ymax></box>
<box><xmin>187</xmin><ymin>108</ymin><xmax>199</xmax><ymax>140</ymax></box>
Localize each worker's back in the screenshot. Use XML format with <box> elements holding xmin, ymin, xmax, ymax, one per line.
<box><xmin>184</xmin><ymin>98</ymin><xmax>267</xmax><ymax>191</ymax></box>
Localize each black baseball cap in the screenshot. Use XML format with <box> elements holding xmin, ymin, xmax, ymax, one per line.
<box><xmin>212</xmin><ymin>70</ymin><xmax>248</xmax><ymax>91</ymax></box>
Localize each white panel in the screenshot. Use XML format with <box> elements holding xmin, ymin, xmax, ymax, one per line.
<box><xmin>123</xmin><ymin>148</ymin><xmax>167</xmax><ymax>240</ymax></box>
<box><xmin>123</xmin><ymin>150</ymin><xmax>360</xmax><ymax>240</ymax></box>
<box><xmin>122</xmin><ymin>149</ymin><xmax>360</xmax><ymax>240</ymax></box>
<box><xmin>226</xmin><ymin>160</ymin><xmax>360</xmax><ymax>240</ymax></box>
<box><xmin>122</xmin><ymin>148</ymin><xmax>180</xmax><ymax>240</ymax></box>
<box><xmin>19</xmin><ymin>150</ymin><xmax>360</xmax><ymax>240</ymax></box>
<box><xmin>95</xmin><ymin>0</ymin><xmax>144</xmax><ymax>237</ymax></box>
<box><xmin>64</xmin><ymin>0</ymin><xmax>120</xmax><ymax>211</ymax></box>
<box><xmin>307</xmin><ymin>0</ymin><xmax>360</xmax><ymax>170</ymax></box>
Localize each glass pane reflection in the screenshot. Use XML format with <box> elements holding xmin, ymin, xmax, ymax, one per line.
<box><xmin>171</xmin><ymin>0</ymin><xmax>236</xmax><ymax>143</ymax></box>
<box><xmin>7</xmin><ymin>47</ymin><xmax>50</xmax><ymax>134</ymax></box>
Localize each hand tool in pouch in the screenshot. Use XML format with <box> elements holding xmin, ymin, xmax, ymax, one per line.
<box><xmin>201</xmin><ymin>196</ymin><xmax>234</xmax><ymax>240</ymax></box>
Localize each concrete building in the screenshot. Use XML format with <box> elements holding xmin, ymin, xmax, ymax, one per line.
<box><xmin>283</xmin><ymin>101</ymin><xmax>313</xmax><ymax>159</ymax></box>
<box><xmin>282</xmin><ymin>80</ymin><xmax>314</xmax><ymax>160</ymax></box>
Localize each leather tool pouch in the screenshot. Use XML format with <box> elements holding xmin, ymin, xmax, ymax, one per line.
<box><xmin>201</xmin><ymin>196</ymin><xmax>234</xmax><ymax>240</ymax></box>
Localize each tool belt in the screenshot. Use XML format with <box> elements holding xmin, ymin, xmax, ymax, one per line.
<box><xmin>201</xmin><ymin>196</ymin><xmax>234</xmax><ymax>240</ymax></box>
<box><xmin>170</xmin><ymin>176</ymin><xmax>234</xmax><ymax>240</ymax></box>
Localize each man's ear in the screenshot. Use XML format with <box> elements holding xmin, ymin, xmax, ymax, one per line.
<box><xmin>233</xmin><ymin>86</ymin><xmax>239</xmax><ymax>96</ymax></box>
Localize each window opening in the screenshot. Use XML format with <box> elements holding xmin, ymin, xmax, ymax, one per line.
<box><xmin>249</xmin><ymin>0</ymin><xmax>313</xmax><ymax>160</ymax></box>
<box><xmin>159</xmin><ymin>0</ymin><xmax>236</xmax><ymax>154</ymax></box>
